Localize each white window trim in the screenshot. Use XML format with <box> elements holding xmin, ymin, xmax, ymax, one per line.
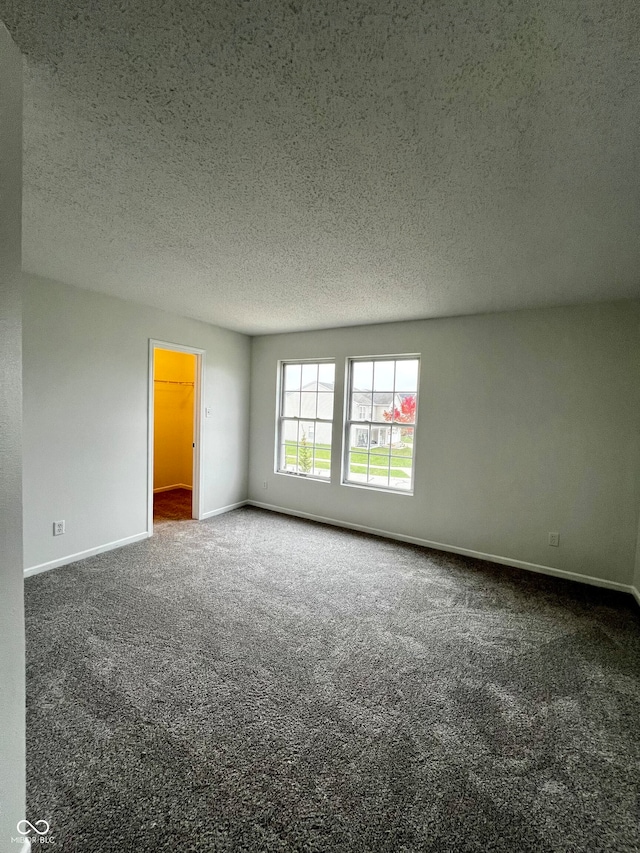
<box><xmin>276</xmin><ymin>358</ymin><xmax>335</xmax><ymax>482</ymax></box>
<box><xmin>342</xmin><ymin>354</ymin><xmax>420</xmax><ymax>495</ymax></box>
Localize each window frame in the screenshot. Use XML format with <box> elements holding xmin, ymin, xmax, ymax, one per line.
<box><xmin>275</xmin><ymin>358</ymin><xmax>335</xmax><ymax>482</ymax></box>
<box><xmin>342</xmin><ymin>354</ymin><xmax>420</xmax><ymax>495</ymax></box>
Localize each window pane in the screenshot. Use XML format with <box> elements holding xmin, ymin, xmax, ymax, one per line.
<box><xmin>402</xmin><ymin>426</ymin><xmax>415</xmax><ymax>445</ymax></box>
<box><xmin>372</xmin><ymin>393</ymin><xmax>394</xmax><ymax>422</ymax></box>
<box><xmin>279</xmin><ymin>443</ymin><xmax>290</xmax><ymax>471</ymax></box>
<box><xmin>388</xmin><ymin>425</ymin><xmax>401</xmax><ymax>447</ymax></box>
<box><xmin>370</xmin><ymin>427</ymin><xmax>386</xmax><ymax>447</ymax></box>
<box><xmin>316</xmin><ymin>392</ymin><xmax>333</xmax><ymax>420</ymax></box>
<box><xmin>379</xmin><ymin>425</ymin><xmax>393</xmax><ymax>452</ymax></box>
<box><xmin>299</xmin><ymin>420</ymin><xmax>314</xmax><ymax>438</ymax></box>
<box><xmin>369</xmin><ymin>452</ymin><xmax>388</xmax><ymax>468</ymax></box>
<box><xmin>318</xmin><ymin>362</ymin><xmax>335</xmax><ymax>386</ymax></box>
<box><xmin>298</xmin><ymin>421</ymin><xmax>314</xmax><ymax>474</ymax></box>
<box><xmin>300</xmin><ymin>392</ymin><xmax>317</xmax><ymax>419</ymax></box>
<box><xmin>315</xmin><ymin>421</ymin><xmax>332</xmax><ymax>446</ymax></box>
<box><xmin>301</xmin><ymin>362</ymin><xmax>318</xmax><ymax>388</ymax></box>
<box><xmin>313</xmin><ymin>422</ymin><xmax>331</xmax><ymax>478</ymax></box>
<box><xmin>352</xmin><ymin>361</ymin><xmax>373</xmax><ymax>391</ymax></box>
<box><xmin>373</xmin><ymin>360</ymin><xmax>394</xmax><ymax>392</ymax></box>
<box><xmin>283</xmin><ymin>391</ymin><xmax>300</xmax><ymax>417</ymax></box>
<box><xmin>393</xmin><ymin>394</ymin><xmax>416</xmax><ymax>424</ymax></box>
<box><xmin>284</xmin><ymin>363</ymin><xmax>302</xmax><ymax>391</ymax></box>
<box><xmin>350</xmin><ymin>424</ymin><xmax>370</xmax><ymax>449</ymax></box>
<box><xmin>368</xmin><ymin>468</ymin><xmax>390</xmax><ymax>487</ymax></box>
<box><xmin>281</xmin><ymin>434</ymin><xmax>297</xmax><ymax>471</ymax></box>
<box><xmin>282</xmin><ymin>419</ymin><xmax>299</xmax><ymax>442</ymax></box>
<box><xmin>348</xmin><ymin>452</ymin><xmax>368</xmax><ymax>483</ymax></box>
<box><xmin>393</xmin><ymin>478</ymin><xmax>412</xmax><ymax>491</ymax></box>
<box><xmin>395</xmin><ymin>359</ymin><xmax>419</xmax><ymax>393</ymax></box>
<box><xmin>390</xmin><ymin>455</ymin><xmax>412</xmax><ymax>481</ymax></box>
<box><xmin>351</xmin><ymin>392</ymin><xmax>372</xmax><ymax>421</ymax></box>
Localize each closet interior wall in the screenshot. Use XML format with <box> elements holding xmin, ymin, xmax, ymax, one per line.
<box><xmin>153</xmin><ymin>349</ymin><xmax>196</xmax><ymax>493</ymax></box>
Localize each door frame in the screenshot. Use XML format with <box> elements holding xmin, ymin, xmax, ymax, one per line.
<box><xmin>148</xmin><ymin>339</ymin><xmax>205</xmax><ymax>533</ymax></box>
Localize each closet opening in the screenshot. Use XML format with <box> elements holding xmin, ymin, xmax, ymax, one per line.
<box><xmin>148</xmin><ymin>340</ymin><xmax>204</xmax><ymax>533</ymax></box>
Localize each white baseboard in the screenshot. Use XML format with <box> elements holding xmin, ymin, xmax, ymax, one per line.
<box><xmin>23</xmin><ymin>502</ymin><xmax>248</xmax><ymax>577</ymax></box>
<box><xmin>631</xmin><ymin>586</ymin><xmax>640</xmax><ymax>607</ymax></box>
<box><xmin>153</xmin><ymin>484</ymin><xmax>192</xmax><ymax>493</ymax></box>
<box><xmin>24</xmin><ymin>532</ymin><xmax>150</xmax><ymax>578</ymax></box>
<box><xmin>247</xmin><ymin>500</ymin><xmax>634</xmax><ymax>596</ymax></box>
<box><xmin>200</xmin><ymin>500</ymin><xmax>248</xmax><ymax>520</ymax></box>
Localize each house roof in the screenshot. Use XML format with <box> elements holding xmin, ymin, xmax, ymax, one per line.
<box><xmin>299</xmin><ymin>381</ymin><xmax>335</xmax><ymax>393</ymax></box>
<box><xmin>352</xmin><ymin>392</ymin><xmax>397</xmax><ymax>407</ymax></box>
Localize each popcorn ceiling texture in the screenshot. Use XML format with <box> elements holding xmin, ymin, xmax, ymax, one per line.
<box><xmin>2</xmin><ymin>0</ymin><xmax>640</xmax><ymax>334</ymax></box>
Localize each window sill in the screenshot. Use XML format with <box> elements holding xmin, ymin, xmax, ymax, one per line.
<box><xmin>341</xmin><ymin>480</ymin><xmax>414</xmax><ymax>496</ymax></box>
<box><xmin>275</xmin><ymin>470</ymin><xmax>331</xmax><ymax>483</ymax></box>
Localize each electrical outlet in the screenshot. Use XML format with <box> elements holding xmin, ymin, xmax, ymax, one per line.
<box><xmin>262</xmin><ymin>480</ymin><xmax>268</xmax><ymax>490</ymax></box>
<box><xmin>53</xmin><ymin>520</ymin><xmax>65</xmax><ymax>536</ymax></box>
<box><xmin>205</xmin><ymin>407</ymin><xmax>213</xmax><ymax>418</ymax></box>
<box><xmin>548</xmin><ymin>532</ymin><xmax>560</xmax><ymax>547</ymax></box>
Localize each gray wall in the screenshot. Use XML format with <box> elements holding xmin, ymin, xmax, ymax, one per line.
<box><xmin>22</xmin><ymin>275</ymin><xmax>251</xmax><ymax>572</ymax></box>
<box><xmin>250</xmin><ymin>302</ymin><xmax>640</xmax><ymax>589</ymax></box>
<box><xmin>0</xmin><ymin>23</ymin><xmax>24</xmax><ymax>853</ymax></box>
<box><xmin>634</xmin><ymin>515</ymin><xmax>640</xmax><ymax>596</ymax></box>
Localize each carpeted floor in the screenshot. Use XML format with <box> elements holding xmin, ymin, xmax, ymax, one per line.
<box><xmin>154</xmin><ymin>487</ymin><xmax>193</xmax><ymax>522</ymax></box>
<box><xmin>25</xmin><ymin>498</ymin><xmax>640</xmax><ymax>852</ymax></box>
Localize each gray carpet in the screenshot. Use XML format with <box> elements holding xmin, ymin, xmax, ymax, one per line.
<box><xmin>25</xmin><ymin>497</ymin><xmax>640</xmax><ymax>852</ymax></box>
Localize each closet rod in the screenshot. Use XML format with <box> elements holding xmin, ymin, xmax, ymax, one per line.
<box><xmin>154</xmin><ymin>379</ymin><xmax>194</xmax><ymax>386</ymax></box>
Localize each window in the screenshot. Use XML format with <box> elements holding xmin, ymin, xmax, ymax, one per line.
<box><xmin>277</xmin><ymin>361</ymin><xmax>335</xmax><ymax>479</ymax></box>
<box><xmin>344</xmin><ymin>356</ymin><xmax>419</xmax><ymax>493</ymax></box>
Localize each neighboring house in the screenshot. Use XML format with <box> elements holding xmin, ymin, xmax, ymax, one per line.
<box><xmin>283</xmin><ymin>381</ymin><xmax>334</xmax><ymax>444</ymax></box>
<box><xmin>351</xmin><ymin>391</ymin><xmax>403</xmax><ymax>448</ymax></box>
<box><xmin>286</xmin><ymin>382</ymin><xmax>405</xmax><ymax>448</ymax></box>
<box><xmin>300</xmin><ymin>381</ymin><xmax>335</xmax><ymax>420</ymax></box>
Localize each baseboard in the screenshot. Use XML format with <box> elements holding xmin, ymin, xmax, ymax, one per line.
<box><xmin>24</xmin><ymin>502</ymin><xmax>248</xmax><ymax>576</ymax></box>
<box><xmin>631</xmin><ymin>586</ymin><xmax>640</xmax><ymax>607</ymax></box>
<box><xmin>153</xmin><ymin>484</ymin><xmax>192</xmax><ymax>493</ymax></box>
<box><xmin>24</xmin><ymin>532</ymin><xmax>151</xmax><ymax>578</ymax></box>
<box><xmin>247</xmin><ymin>500</ymin><xmax>633</xmax><ymax>596</ymax></box>
<box><xmin>200</xmin><ymin>500</ymin><xmax>248</xmax><ymax>520</ymax></box>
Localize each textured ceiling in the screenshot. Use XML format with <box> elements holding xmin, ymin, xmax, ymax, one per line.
<box><xmin>2</xmin><ymin>0</ymin><xmax>639</xmax><ymax>334</ymax></box>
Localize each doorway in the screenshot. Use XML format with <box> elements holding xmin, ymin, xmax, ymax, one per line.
<box><xmin>148</xmin><ymin>340</ymin><xmax>204</xmax><ymax>533</ymax></box>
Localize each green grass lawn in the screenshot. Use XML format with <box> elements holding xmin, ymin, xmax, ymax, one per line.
<box><xmin>348</xmin><ymin>464</ymin><xmax>410</xmax><ymax>478</ymax></box>
<box><xmin>284</xmin><ymin>441</ymin><xmax>412</xmax><ymax>477</ymax></box>
<box><xmin>284</xmin><ymin>441</ymin><xmax>330</xmax><ymax>470</ymax></box>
